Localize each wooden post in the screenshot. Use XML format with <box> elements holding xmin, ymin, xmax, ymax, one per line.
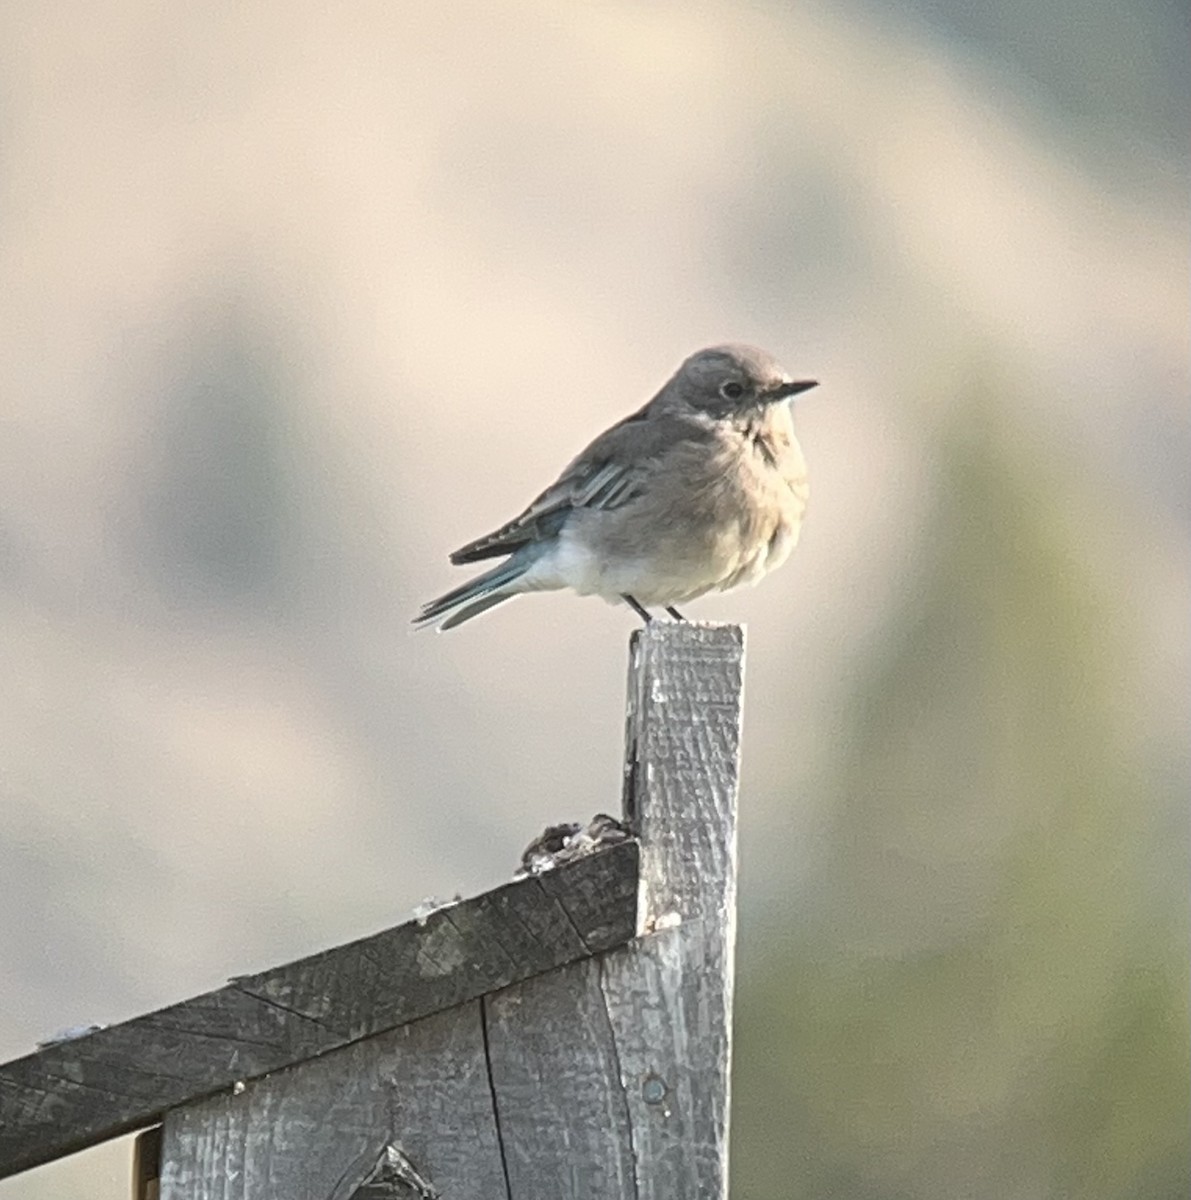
<box><xmin>0</xmin><ymin>623</ymin><xmax>744</xmax><ymax>1198</ymax></box>
<box><xmin>483</xmin><ymin>621</ymin><xmax>744</xmax><ymax>1198</ymax></box>
<box><xmin>157</xmin><ymin>622</ymin><xmax>743</xmax><ymax>1199</ymax></box>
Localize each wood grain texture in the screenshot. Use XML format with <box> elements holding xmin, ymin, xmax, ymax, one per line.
<box><xmin>623</xmin><ymin>622</ymin><xmax>744</xmax><ymax>931</ymax></box>
<box><xmin>483</xmin><ymin>956</ymin><xmax>636</xmax><ymax>1197</ymax></box>
<box><xmin>610</xmin><ymin>622</ymin><xmax>743</xmax><ymax>1200</ymax></box>
<box><xmin>158</xmin><ymin>1003</ymin><xmax>505</xmax><ymax>1200</ymax></box>
<box><xmin>0</xmin><ymin>841</ymin><xmax>638</xmax><ymax>1180</ymax></box>
<box><xmin>481</xmin><ymin>623</ymin><xmax>744</xmax><ymax>1199</ymax></box>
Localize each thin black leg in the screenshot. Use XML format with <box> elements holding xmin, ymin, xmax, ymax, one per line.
<box><xmin>664</xmin><ymin>606</ymin><xmax>686</xmax><ymax>621</ymax></box>
<box><xmin>622</xmin><ymin>594</ymin><xmax>653</xmax><ymax>624</ymax></box>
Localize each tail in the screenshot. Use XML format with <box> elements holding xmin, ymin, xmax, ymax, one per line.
<box><xmin>413</xmin><ymin>555</ymin><xmax>530</xmax><ymax>631</ymax></box>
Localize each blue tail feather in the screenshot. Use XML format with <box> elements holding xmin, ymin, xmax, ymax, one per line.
<box><xmin>413</xmin><ymin>555</ymin><xmax>529</xmax><ymax>630</ymax></box>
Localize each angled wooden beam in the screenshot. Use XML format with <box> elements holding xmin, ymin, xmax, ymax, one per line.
<box><xmin>0</xmin><ymin>840</ymin><xmax>639</xmax><ymax>1180</ymax></box>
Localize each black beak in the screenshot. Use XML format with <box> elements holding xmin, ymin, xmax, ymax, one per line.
<box><xmin>771</xmin><ymin>379</ymin><xmax>818</xmax><ymax>401</ymax></box>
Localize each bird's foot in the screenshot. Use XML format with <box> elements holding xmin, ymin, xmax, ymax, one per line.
<box><xmin>622</xmin><ymin>594</ymin><xmax>653</xmax><ymax>624</ymax></box>
<box><xmin>664</xmin><ymin>606</ymin><xmax>686</xmax><ymax>621</ymax></box>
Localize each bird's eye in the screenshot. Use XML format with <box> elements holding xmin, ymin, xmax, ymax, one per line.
<box><xmin>720</xmin><ymin>381</ymin><xmax>745</xmax><ymax>400</ymax></box>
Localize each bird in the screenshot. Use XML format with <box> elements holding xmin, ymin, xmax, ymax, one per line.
<box><xmin>413</xmin><ymin>343</ymin><xmax>817</xmax><ymax>630</ymax></box>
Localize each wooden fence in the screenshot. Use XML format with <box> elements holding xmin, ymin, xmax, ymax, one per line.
<box><xmin>0</xmin><ymin>622</ymin><xmax>745</xmax><ymax>1199</ymax></box>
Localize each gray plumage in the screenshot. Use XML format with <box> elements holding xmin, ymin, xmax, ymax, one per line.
<box><xmin>414</xmin><ymin>343</ymin><xmax>816</xmax><ymax>630</ymax></box>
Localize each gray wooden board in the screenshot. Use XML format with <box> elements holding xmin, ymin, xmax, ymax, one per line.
<box><xmin>616</xmin><ymin>623</ymin><xmax>743</xmax><ymax>1199</ymax></box>
<box><xmin>478</xmin><ymin>624</ymin><xmax>745</xmax><ymax>1199</ymax></box>
<box><xmin>0</xmin><ymin>841</ymin><xmax>638</xmax><ymax>1179</ymax></box>
<box><xmin>483</xmin><ymin>956</ymin><xmax>636</xmax><ymax>1197</ymax></box>
<box><xmin>158</xmin><ymin>1002</ymin><xmax>507</xmax><ymax>1200</ymax></box>
<box><xmin>485</xmin><ymin>922</ymin><xmax>734</xmax><ymax>1200</ymax></box>
<box><xmin>623</xmin><ymin>623</ymin><xmax>743</xmax><ymax>930</ymax></box>
<box><xmin>598</xmin><ymin>923</ymin><xmax>733</xmax><ymax>1200</ymax></box>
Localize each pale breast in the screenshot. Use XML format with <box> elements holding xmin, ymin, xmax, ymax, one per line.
<box><xmin>548</xmin><ymin>410</ymin><xmax>807</xmax><ymax>604</ymax></box>
<box><xmin>715</xmin><ymin>421</ymin><xmax>806</xmax><ymax>592</ymax></box>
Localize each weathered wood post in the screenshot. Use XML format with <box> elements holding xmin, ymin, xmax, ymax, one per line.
<box><xmin>0</xmin><ymin>623</ymin><xmax>744</xmax><ymax>1199</ymax></box>
<box><xmin>615</xmin><ymin>621</ymin><xmax>742</xmax><ymax>1193</ymax></box>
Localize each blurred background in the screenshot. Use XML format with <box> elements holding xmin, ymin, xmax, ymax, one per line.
<box><xmin>0</xmin><ymin>1</ymin><xmax>1186</xmax><ymax>1196</ymax></box>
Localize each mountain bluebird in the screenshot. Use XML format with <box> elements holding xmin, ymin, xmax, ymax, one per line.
<box><xmin>414</xmin><ymin>343</ymin><xmax>817</xmax><ymax>630</ymax></box>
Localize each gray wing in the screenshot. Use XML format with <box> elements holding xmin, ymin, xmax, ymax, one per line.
<box><xmin>449</xmin><ymin>406</ymin><xmax>708</xmax><ymax>565</ymax></box>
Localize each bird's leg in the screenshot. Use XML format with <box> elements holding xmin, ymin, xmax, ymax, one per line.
<box><xmin>664</xmin><ymin>606</ymin><xmax>686</xmax><ymax>621</ymax></box>
<box><xmin>621</xmin><ymin>594</ymin><xmax>653</xmax><ymax>624</ymax></box>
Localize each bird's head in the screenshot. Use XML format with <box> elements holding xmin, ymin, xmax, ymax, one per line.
<box><xmin>668</xmin><ymin>344</ymin><xmax>817</xmax><ymax>417</ymax></box>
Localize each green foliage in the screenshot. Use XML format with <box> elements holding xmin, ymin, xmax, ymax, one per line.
<box><xmin>733</xmin><ymin>385</ymin><xmax>1189</xmax><ymax>1199</ymax></box>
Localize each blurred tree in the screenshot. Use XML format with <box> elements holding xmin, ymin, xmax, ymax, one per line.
<box><xmin>733</xmin><ymin>377</ymin><xmax>1189</xmax><ymax>1200</ymax></box>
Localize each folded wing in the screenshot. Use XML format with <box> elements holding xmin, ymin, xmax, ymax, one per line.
<box><xmin>449</xmin><ymin>407</ymin><xmax>707</xmax><ymax>565</ymax></box>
